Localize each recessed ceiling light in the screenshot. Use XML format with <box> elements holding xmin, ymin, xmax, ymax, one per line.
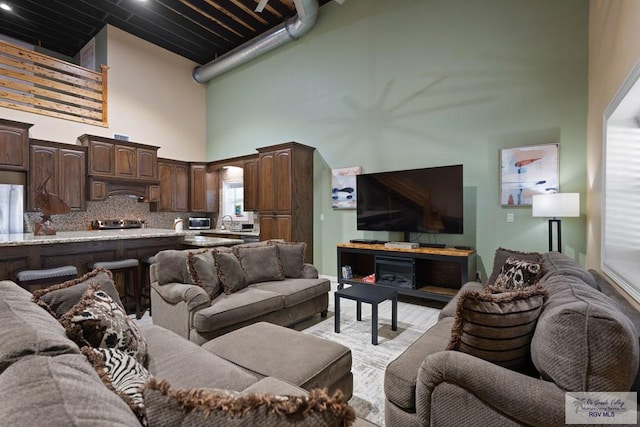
<box><xmin>0</xmin><ymin>3</ymin><xmax>12</xmax><ymax>11</ymax></box>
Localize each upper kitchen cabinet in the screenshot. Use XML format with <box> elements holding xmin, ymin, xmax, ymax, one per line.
<box><xmin>190</xmin><ymin>163</ymin><xmax>218</xmax><ymax>213</ymax></box>
<box><xmin>28</xmin><ymin>139</ymin><xmax>86</xmax><ymax>211</ymax></box>
<box><xmin>257</xmin><ymin>142</ymin><xmax>314</xmax><ymax>262</ymax></box>
<box><xmin>151</xmin><ymin>159</ymin><xmax>189</xmax><ymax>212</ymax></box>
<box><xmin>242</xmin><ymin>155</ymin><xmax>259</xmax><ymax>211</ymax></box>
<box><xmin>0</xmin><ymin>119</ymin><xmax>33</xmax><ymax>171</ymax></box>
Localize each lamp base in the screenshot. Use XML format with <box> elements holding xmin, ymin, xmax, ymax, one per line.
<box><xmin>548</xmin><ymin>218</ymin><xmax>562</xmax><ymax>252</ymax></box>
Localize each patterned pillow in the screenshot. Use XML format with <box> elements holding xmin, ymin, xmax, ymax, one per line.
<box><xmin>143</xmin><ymin>378</ymin><xmax>356</xmax><ymax>426</ymax></box>
<box><xmin>186</xmin><ymin>249</ymin><xmax>222</xmax><ymax>299</ymax></box>
<box><xmin>268</xmin><ymin>241</ymin><xmax>306</xmax><ymax>278</ymax></box>
<box><xmin>234</xmin><ymin>245</ymin><xmax>285</xmax><ymax>285</ymax></box>
<box><xmin>83</xmin><ymin>347</ymin><xmax>151</xmax><ymax>425</ymax></box>
<box><xmin>31</xmin><ymin>268</ymin><xmax>124</xmax><ymax>318</ymax></box>
<box><xmin>213</xmin><ymin>251</ymin><xmax>248</xmax><ymax>294</ymax></box>
<box><xmin>447</xmin><ymin>286</ymin><xmax>548</xmax><ymax>371</ymax></box>
<box><xmin>486</xmin><ymin>256</ymin><xmax>543</xmax><ymax>292</ymax></box>
<box><xmin>486</xmin><ymin>247</ymin><xmax>543</xmax><ymax>287</ymax></box>
<box><xmin>59</xmin><ymin>283</ymin><xmax>148</xmax><ymax>365</ymax></box>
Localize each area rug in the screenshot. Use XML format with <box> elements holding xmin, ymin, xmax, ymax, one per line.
<box><xmin>295</xmin><ymin>285</ymin><xmax>441</xmax><ymax>426</ymax></box>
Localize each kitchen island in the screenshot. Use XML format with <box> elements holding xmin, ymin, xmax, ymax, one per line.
<box><xmin>0</xmin><ymin>229</ymin><xmax>241</xmax><ymax>282</ymax></box>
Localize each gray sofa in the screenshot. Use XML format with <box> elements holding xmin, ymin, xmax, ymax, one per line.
<box><xmin>0</xmin><ymin>278</ymin><xmax>367</xmax><ymax>426</ymax></box>
<box><xmin>150</xmin><ymin>241</ymin><xmax>330</xmax><ymax>345</ymax></box>
<box><xmin>384</xmin><ymin>251</ymin><xmax>640</xmax><ymax>426</ymax></box>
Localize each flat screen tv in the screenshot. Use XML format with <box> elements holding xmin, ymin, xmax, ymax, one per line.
<box><xmin>356</xmin><ymin>164</ymin><xmax>463</xmax><ymax>234</ymax></box>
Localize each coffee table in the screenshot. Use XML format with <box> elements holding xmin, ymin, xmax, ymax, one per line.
<box><xmin>334</xmin><ymin>284</ymin><xmax>397</xmax><ymax>345</ymax></box>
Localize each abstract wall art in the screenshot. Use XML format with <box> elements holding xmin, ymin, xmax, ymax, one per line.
<box><xmin>500</xmin><ymin>143</ymin><xmax>559</xmax><ymax>206</ymax></box>
<box><xmin>331</xmin><ymin>166</ymin><xmax>361</xmax><ymax>209</ymax></box>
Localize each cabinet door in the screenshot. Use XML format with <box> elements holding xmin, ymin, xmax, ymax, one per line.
<box><xmin>115</xmin><ymin>144</ymin><xmax>137</xmax><ymax>178</ymax></box>
<box><xmin>243</xmin><ymin>158</ymin><xmax>259</xmax><ymax>211</ymax></box>
<box><xmin>190</xmin><ymin>164</ymin><xmax>206</xmax><ymax>212</ymax></box>
<box><xmin>87</xmin><ymin>140</ymin><xmax>114</xmax><ymax>176</ymax></box>
<box><xmin>137</xmin><ymin>148</ymin><xmax>157</xmax><ymax>180</ymax></box>
<box><xmin>157</xmin><ymin>162</ymin><xmax>174</xmax><ymax>211</ymax></box>
<box><xmin>0</xmin><ymin>127</ymin><xmax>29</xmax><ymax>171</ymax></box>
<box><xmin>59</xmin><ymin>148</ymin><xmax>86</xmax><ymax>211</ymax></box>
<box><xmin>205</xmin><ymin>169</ymin><xmax>218</xmax><ymax>213</ymax></box>
<box><xmin>174</xmin><ymin>163</ymin><xmax>189</xmax><ymax>212</ymax></box>
<box><xmin>29</xmin><ymin>144</ymin><xmax>58</xmax><ymax>210</ymax></box>
<box><xmin>260</xmin><ymin>215</ymin><xmax>291</xmax><ymax>242</ymax></box>
<box><xmin>258</xmin><ymin>151</ymin><xmax>275</xmax><ymax>212</ymax></box>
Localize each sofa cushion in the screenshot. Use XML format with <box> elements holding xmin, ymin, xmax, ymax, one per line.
<box><xmin>250</xmin><ymin>277</ymin><xmax>330</xmax><ymax>307</ymax></box>
<box><xmin>447</xmin><ymin>286</ymin><xmax>547</xmax><ymax>371</ymax></box>
<box><xmin>143</xmin><ymin>378</ymin><xmax>355</xmax><ymax>427</ymax></box>
<box><xmin>487</xmin><ymin>247</ymin><xmax>543</xmax><ymax>287</ymax></box>
<box><xmin>83</xmin><ymin>346</ymin><xmax>151</xmax><ymax>424</ymax></box>
<box><xmin>384</xmin><ymin>317</ymin><xmax>455</xmax><ymax>410</ymax></box>
<box><xmin>193</xmin><ymin>288</ymin><xmax>283</xmax><ymax>332</ymax></box>
<box><xmin>154</xmin><ymin>249</ymin><xmax>190</xmax><ymax>285</ymax></box>
<box><xmin>540</xmin><ymin>252</ymin><xmax>598</xmax><ymax>290</ymax></box>
<box><xmin>141</xmin><ymin>325</ymin><xmax>258</xmax><ymax>391</ymax></box>
<box><xmin>487</xmin><ymin>256</ymin><xmax>543</xmax><ymax>292</ymax></box>
<box><xmin>532</xmin><ymin>274</ymin><xmax>639</xmax><ymax>392</ymax></box>
<box><xmin>213</xmin><ymin>251</ymin><xmax>248</xmax><ymax>294</ymax></box>
<box><xmin>0</xmin><ymin>281</ymin><xmax>80</xmax><ymax>374</ymax></box>
<box><xmin>31</xmin><ymin>268</ymin><xmax>124</xmax><ymax>317</ymax></box>
<box><xmin>269</xmin><ymin>241</ymin><xmax>306</xmax><ymax>278</ymax></box>
<box><xmin>0</xmin><ymin>354</ymin><xmax>141</xmax><ymax>426</ymax></box>
<box><xmin>59</xmin><ymin>283</ymin><xmax>148</xmax><ymax>365</ymax></box>
<box><xmin>186</xmin><ymin>249</ymin><xmax>222</xmax><ymax>299</ymax></box>
<box><xmin>234</xmin><ymin>245</ymin><xmax>285</xmax><ymax>285</ymax></box>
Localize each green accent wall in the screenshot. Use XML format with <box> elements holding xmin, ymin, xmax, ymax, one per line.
<box><xmin>204</xmin><ymin>0</ymin><xmax>589</xmax><ymax>278</ymax></box>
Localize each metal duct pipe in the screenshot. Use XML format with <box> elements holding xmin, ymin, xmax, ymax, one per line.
<box><xmin>193</xmin><ymin>0</ymin><xmax>319</xmax><ymax>84</ymax></box>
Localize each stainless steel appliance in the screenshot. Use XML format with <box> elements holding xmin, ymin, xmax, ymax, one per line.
<box><xmin>0</xmin><ymin>184</ymin><xmax>24</xmax><ymax>234</ymax></box>
<box><xmin>91</xmin><ymin>219</ymin><xmax>143</xmax><ymax>230</ymax></box>
<box><xmin>188</xmin><ymin>217</ymin><xmax>211</xmax><ymax>230</ymax></box>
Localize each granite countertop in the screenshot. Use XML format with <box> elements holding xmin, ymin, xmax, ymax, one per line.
<box><xmin>0</xmin><ymin>228</ymin><xmax>199</xmax><ymax>247</ymax></box>
<box><xmin>200</xmin><ymin>229</ymin><xmax>260</xmax><ymax>237</ymax></box>
<box><xmin>181</xmin><ymin>235</ymin><xmax>244</xmax><ymax>247</ymax></box>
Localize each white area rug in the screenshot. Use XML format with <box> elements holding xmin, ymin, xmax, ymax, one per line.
<box><xmin>295</xmin><ymin>283</ymin><xmax>441</xmax><ymax>426</ymax></box>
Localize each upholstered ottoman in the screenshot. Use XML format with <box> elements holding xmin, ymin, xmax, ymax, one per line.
<box><xmin>202</xmin><ymin>321</ymin><xmax>353</xmax><ymax>399</ymax></box>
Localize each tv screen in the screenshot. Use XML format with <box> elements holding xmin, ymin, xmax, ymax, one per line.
<box><xmin>356</xmin><ymin>165</ymin><xmax>463</xmax><ymax>234</ymax></box>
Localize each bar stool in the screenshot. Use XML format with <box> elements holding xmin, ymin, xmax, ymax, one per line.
<box><xmin>88</xmin><ymin>259</ymin><xmax>141</xmax><ymax>319</ymax></box>
<box><xmin>15</xmin><ymin>265</ymin><xmax>78</xmax><ymax>292</ymax></box>
<box><xmin>140</xmin><ymin>255</ymin><xmax>156</xmax><ymax>317</ymax></box>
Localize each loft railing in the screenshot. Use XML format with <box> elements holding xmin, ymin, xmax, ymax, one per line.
<box><xmin>0</xmin><ymin>40</ymin><xmax>108</xmax><ymax>127</ymax></box>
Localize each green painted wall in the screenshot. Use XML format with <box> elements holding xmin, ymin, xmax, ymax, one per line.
<box><xmin>205</xmin><ymin>0</ymin><xmax>589</xmax><ymax>278</ymax></box>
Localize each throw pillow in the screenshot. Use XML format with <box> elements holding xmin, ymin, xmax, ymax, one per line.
<box><xmin>59</xmin><ymin>283</ymin><xmax>148</xmax><ymax>365</ymax></box>
<box><xmin>486</xmin><ymin>256</ymin><xmax>543</xmax><ymax>292</ymax></box>
<box><xmin>186</xmin><ymin>250</ymin><xmax>222</xmax><ymax>299</ymax></box>
<box><xmin>154</xmin><ymin>250</ymin><xmax>190</xmax><ymax>285</ymax></box>
<box><xmin>268</xmin><ymin>241</ymin><xmax>306</xmax><ymax>278</ymax></box>
<box><xmin>83</xmin><ymin>346</ymin><xmax>151</xmax><ymax>425</ymax></box>
<box><xmin>234</xmin><ymin>245</ymin><xmax>285</xmax><ymax>285</ymax></box>
<box><xmin>31</xmin><ymin>268</ymin><xmax>124</xmax><ymax>318</ymax></box>
<box><xmin>447</xmin><ymin>286</ymin><xmax>548</xmax><ymax>371</ymax></box>
<box><xmin>486</xmin><ymin>247</ymin><xmax>543</xmax><ymax>287</ymax></box>
<box><xmin>213</xmin><ymin>251</ymin><xmax>248</xmax><ymax>294</ymax></box>
<box><xmin>143</xmin><ymin>378</ymin><xmax>356</xmax><ymax>426</ymax></box>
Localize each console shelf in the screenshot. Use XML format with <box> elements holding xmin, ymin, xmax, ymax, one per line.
<box><xmin>336</xmin><ymin>243</ymin><xmax>476</xmax><ymax>303</ymax></box>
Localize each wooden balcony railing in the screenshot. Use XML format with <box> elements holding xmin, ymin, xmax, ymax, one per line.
<box><xmin>0</xmin><ymin>40</ymin><xmax>108</xmax><ymax>127</ymax></box>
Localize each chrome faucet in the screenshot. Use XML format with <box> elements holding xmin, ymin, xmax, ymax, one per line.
<box><xmin>220</xmin><ymin>215</ymin><xmax>234</xmax><ymax>230</ymax></box>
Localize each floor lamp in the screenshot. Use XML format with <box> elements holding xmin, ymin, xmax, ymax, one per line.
<box><xmin>532</xmin><ymin>193</ymin><xmax>580</xmax><ymax>253</ymax></box>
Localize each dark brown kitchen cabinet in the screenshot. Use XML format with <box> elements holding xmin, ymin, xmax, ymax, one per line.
<box><xmin>0</xmin><ymin>119</ymin><xmax>33</xmax><ymax>171</ymax></box>
<box><xmin>190</xmin><ymin>163</ymin><xmax>217</xmax><ymax>213</ymax></box>
<box><xmin>257</xmin><ymin>142</ymin><xmax>314</xmax><ymax>262</ymax></box>
<box><xmin>151</xmin><ymin>159</ymin><xmax>188</xmax><ymax>212</ymax></box>
<box><xmin>242</xmin><ymin>156</ymin><xmax>259</xmax><ymax>211</ymax></box>
<box><xmin>28</xmin><ymin>139</ymin><xmax>86</xmax><ymax>211</ymax></box>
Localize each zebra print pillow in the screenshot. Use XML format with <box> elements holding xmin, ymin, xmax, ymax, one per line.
<box><xmin>83</xmin><ymin>346</ymin><xmax>152</xmax><ymax>425</ymax></box>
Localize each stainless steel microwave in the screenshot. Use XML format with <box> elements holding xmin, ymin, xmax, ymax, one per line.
<box><xmin>188</xmin><ymin>217</ymin><xmax>211</xmax><ymax>230</ymax></box>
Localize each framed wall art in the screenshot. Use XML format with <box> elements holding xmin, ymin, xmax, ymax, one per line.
<box><xmin>331</xmin><ymin>166</ymin><xmax>361</xmax><ymax>209</ymax></box>
<box><xmin>500</xmin><ymin>143</ymin><xmax>559</xmax><ymax>206</ymax></box>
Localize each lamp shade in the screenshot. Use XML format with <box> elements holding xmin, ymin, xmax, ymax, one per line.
<box><xmin>532</xmin><ymin>193</ymin><xmax>580</xmax><ymax>217</ymax></box>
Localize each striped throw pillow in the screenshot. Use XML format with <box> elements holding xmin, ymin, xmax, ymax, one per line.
<box><xmin>447</xmin><ymin>286</ymin><xmax>548</xmax><ymax>371</ymax></box>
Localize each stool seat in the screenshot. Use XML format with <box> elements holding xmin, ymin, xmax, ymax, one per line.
<box><xmin>142</xmin><ymin>255</ymin><xmax>156</xmax><ymax>265</ymax></box>
<box><xmin>90</xmin><ymin>259</ymin><xmax>139</xmax><ymax>270</ymax></box>
<box><xmin>16</xmin><ymin>265</ymin><xmax>78</xmax><ymax>282</ymax></box>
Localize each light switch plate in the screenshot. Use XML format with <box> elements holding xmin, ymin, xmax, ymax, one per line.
<box><xmin>506</xmin><ymin>213</ymin><xmax>514</xmax><ymax>223</ymax></box>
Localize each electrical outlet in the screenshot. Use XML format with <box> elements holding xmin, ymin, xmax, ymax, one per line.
<box><xmin>506</xmin><ymin>213</ymin><xmax>514</xmax><ymax>223</ymax></box>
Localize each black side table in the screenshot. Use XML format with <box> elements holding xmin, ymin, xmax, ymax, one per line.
<box><xmin>334</xmin><ymin>284</ymin><xmax>398</xmax><ymax>345</ymax></box>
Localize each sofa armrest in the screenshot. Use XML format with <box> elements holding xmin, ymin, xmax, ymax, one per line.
<box><xmin>150</xmin><ymin>281</ymin><xmax>210</xmax><ymax>311</ymax></box>
<box><xmin>416</xmin><ymin>351</ymin><xmax>565</xmax><ymax>426</ymax></box>
<box><xmin>302</xmin><ymin>263</ymin><xmax>319</xmax><ymax>279</ymax></box>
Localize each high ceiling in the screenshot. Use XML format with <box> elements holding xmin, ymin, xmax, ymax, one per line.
<box><xmin>0</xmin><ymin>0</ymin><xmax>333</xmax><ymax>65</ymax></box>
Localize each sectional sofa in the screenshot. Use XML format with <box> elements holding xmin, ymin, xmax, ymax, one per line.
<box><xmin>384</xmin><ymin>250</ymin><xmax>640</xmax><ymax>426</ymax></box>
